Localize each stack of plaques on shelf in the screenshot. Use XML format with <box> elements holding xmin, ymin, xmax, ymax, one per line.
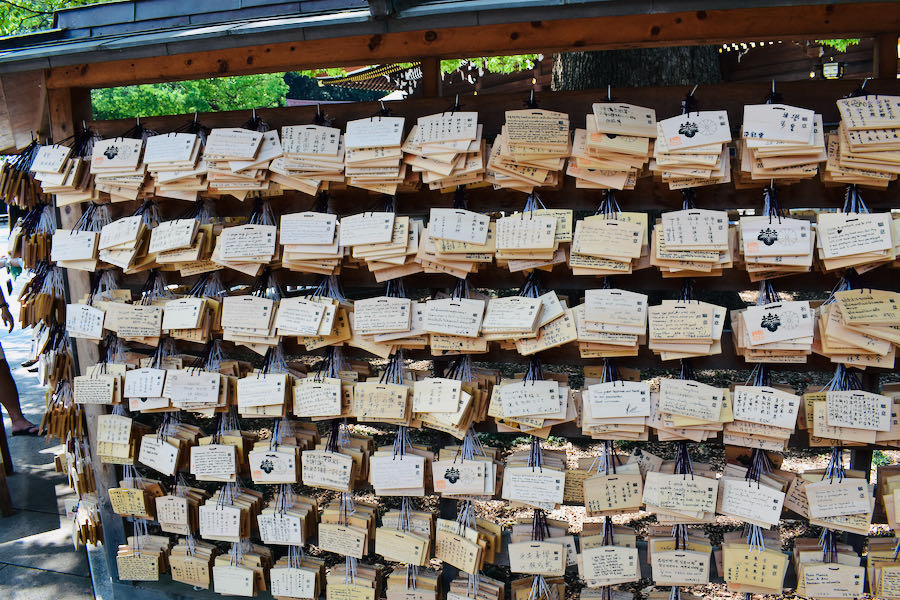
<box><xmin>275</xmin><ymin>124</ymin><xmax>345</xmax><ymax>195</ymax></box>
<box><xmin>488</xmin><ymin>108</ymin><xmax>569</xmax><ymax>192</ymax></box>
<box><xmin>203</xmin><ymin>128</ymin><xmax>268</xmax><ymax>199</ymax></box>
<box><xmin>738</xmin><ymin>103</ymin><xmax>824</xmax><ymax>182</ymax></box>
<box><xmin>143</xmin><ymin>132</ymin><xmax>206</xmax><ymax>201</ymax></box>
<box><xmin>403</xmin><ymin>111</ymin><xmax>485</xmax><ymax>190</ymax></box>
<box><xmin>568</xmin><ymin>102</ymin><xmax>656</xmax><ymax>190</ymax></box>
<box><xmin>652</xmin><ymin>208</ymin><xmax>733</xmax><ymax>277</ymax></box>
<box><xmin>826</xmin><ymin>95</ymin><xmax>900</xmax><ymax>188</ymax></box>
<box><xmin>652</xmin><ymin>110</ymin><xmax>732</xmax><ymax>189</ymax></box>
<box><xmin>344</xmin><ymin>116</ymin><xmax>408</xmax><ymax>194</ymax></box>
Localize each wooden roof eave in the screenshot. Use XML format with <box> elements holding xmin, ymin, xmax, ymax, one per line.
<box><xmin>23</xmin><ymin>2</ymin><xmax>900</xmax><ymax>90</ymax></box>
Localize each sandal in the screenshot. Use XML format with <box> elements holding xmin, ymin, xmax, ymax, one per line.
<box><xmin>12</xmin><ymin>425</ymin><xmax>39</xmax><ymax>436</ymax></box>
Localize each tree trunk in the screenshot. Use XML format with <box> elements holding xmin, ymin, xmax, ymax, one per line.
<box><xmin>551</xmin><ymin>46</ymin><xmax>722</xmax><ymax>91</ymax></box>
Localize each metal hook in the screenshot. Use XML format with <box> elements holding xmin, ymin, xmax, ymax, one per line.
<box><xmin>252</xmin><ymin>108</ymin><xmax>256</xmax><ymax>121</ymax></box>
<box><xmin>193</xmin><ymin>112</ymin><xmax>198</xmax><ymax>123</ymax></box>
<box><xmin>136</xmin><ymin>116</ymin><xmax>140</xmax><ymax>126</ymax></box>
<box><xmin>771</xmin><ymin>79</ymin><xmax>775</xmax><ymax>93</ymax></box>
<box><xmin>861</xmin><ymin>76</ymin><xmax>871</xmax><ymax>90</ymax></box>
<box><xmin>380</xmin><ymin>100</ymin><xmax>386</xmax><ymax>112</ymax></box>
<box><xmin>689</xmin><ymin>84</ymin><xmax>699</xmax><ymax>97</ymax></box>
<box><xmin>530</xmin><ymin>89</ymin><xmax>534</xmax><ymax>104</ymax></box>
<box><xmin>317</xmin><ymin>103</ymin><xmax>321</xmax><ymax>116</ymax></box>
<box><xmin>607</xmin><ymin>84</ymin><xmax>612</xmax><ymax>101</ymax></box>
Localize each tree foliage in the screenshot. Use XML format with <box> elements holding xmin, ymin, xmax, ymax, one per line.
<box><xmin>0</xmin><ymin>0</ymin><xmax>118</xmax><ymax>37</ymax></box>
<box><xmin>440</xmin><ymin>55</ymin><xmax>540</xmax><ymax>75</ymax></box>
<box><xmin>91</xmin><ymin>74</ymin><xmax>289</xmax><ymax>120</ymax></box>
<box><xmin>817</xmin><ymin>39</ymin><xmax>861</xmax><ymax>53</ymax></box>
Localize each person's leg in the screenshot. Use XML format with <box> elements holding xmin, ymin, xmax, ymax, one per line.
<box><xmin>0</xmin><ymin>358</ymin><xmax>36</xmax><ymax>434</ymax></box>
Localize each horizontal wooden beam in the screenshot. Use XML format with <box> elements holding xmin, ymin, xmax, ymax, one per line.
<box><xmin>47</xmin><ymin>2</ymin><xmax>900</xmax><ymax>89</ymax></box>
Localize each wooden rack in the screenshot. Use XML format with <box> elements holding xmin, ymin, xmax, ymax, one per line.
<box><xmin>7</xmin><ymin>3</ymin><xmax>893</xmax><ymax>594</ymax></box>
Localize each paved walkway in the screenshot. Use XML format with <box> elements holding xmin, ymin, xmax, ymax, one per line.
<box><xmin>0</xmin><ymin>272</ymin><xmax>94</xmax><ymax>599</ymax></box>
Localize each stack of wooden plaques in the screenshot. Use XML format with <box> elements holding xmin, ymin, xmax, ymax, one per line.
<box><xmin>814</xmin><ymin>291</ymin><xmax>898</xmax><ymax>368</ymax></box>
<box><xmin>808</xmin><ymin>389</ymin><xmax>894</xmax><ymax>448</ymax></box>
<box><xmin>866</xmin><ymin>537</ymin><xmax>900</xmax><ymax>600</ymax></box>
<box><xmin>648</xmin><ymin>299</ymin><xmax>726</xmax><ymax>359</ymax></box>
<box><xmin>721</xmin><ymin>529</ymin><xmax>787</xmax><ymax>595</ymax></box>
<box><xmin>652</xmin><ymin>208</ymin><xmax>733</xmax><ymax>277</ymax></box>
<box><xmin>116</xmin><ymin>532</ymin><xmax>169</xmax><ymax>582</ymax></box>
<box><xmin>571</xmin><ymin>212</ymin><xmax>648</xmax><ymax>276</ymax></box>
<box><xmin>580</xmin><ymin>375</ymin><xmax>650</xmax><ymax>440</ymax></box>
<box><xmin>202</xmin><ymin>128</ymin><xmax>267</xmax><ymax>199</ymax></box>
<box><xmin>489</xmin><ymin>374</ymin><xmax>575</xmax><ymax>436</ymax></box>
<box><xmin>137</xmin><ymin>422</ymin><xmax>201</xmax><ymax>475</ymax></box>
<box><xmin>275</xmin><ymin>124</ymin><xmax>345</xmax><ymax>196</ymax></box>
<box><xmin>385</xmin><ymin>568</ymin><xmax>441</xmax><ymax>600</ymax></box>
<box><xmin>653</xmin><ymin>378</ymin><xmax>732</xmax><ymax>442</ymax></box>
<box><xmin>344</xmin><ymin>116</ymin><xmax>408</xmax><ymax>194</ymax></box>
<box><xmin>568</xmin><ymin>102</ymin><xmax>656</xmax><ymax>190</ymax></box>
<box><xmin>487</xmin><ymin>108</ymin><xmax>569</xmax><ymax>192</ymax></box>
<box><xmin>220</xmin><ymin>295</ymin><xmax>277</xmax><ymax>352</ymax></box>
<box><xmin>211</xmin><ymin>543</ymin><xmax>273</xmax><ymax>597</ymax></box>
<box><xmin>402</xmin><ymin>111</ymin><xmax>485</xmax><ymax>190</ymax></box>
<box><xmin>652</xmin><ymin>110</ymin><xmax>731</xmax><ymax>189</ymax></box>
<box><xmin>278</xmin><ymin>211</ymin><xmax>342</xmax><ymax>275</ymax></box>
<box><xmin>97</xmin><ymin>214</ymin><xmax>149</xmax><ymax>271</ymax></box>
<box><xmin>269</xmin><ymin>553</ymin><xmax>325</xmax><ymax>600</ymax></box>
<box><xmin>825</xmin><ymin>94</ymin><xmax>900</xmax><ymax>188</ymax></box>
<box><xmin>641</xmin><ymin>459</ymin><xmax>719</xmax><ymax>522</ymax></box>
<box><xmin>211</xmin><ymin>221</ymin><xmax>279</xmax><ymax>276</ymax></box>
<box><xmin>155</xmin><ymin>484</ymin><xmax>209</xmax><ymax>536</ymax></box>
<box><xmin>31</xmin><ymin>144</ymin><xmax>97</xmax><ymax>206</ymax></box>
<box><xmin>198</xmin><ymin>485</ymin><xmax>264</xmax><ymax>542</ymax></box>
<box><xmin>738</xmin><ymin>213</ymin><xmax>815</xmax><ymax>280</ymax></box>
<box><xmin>481</xmin><ymin>295</ymin><xmax>542</xmax><ymax>343</ymax></box>
<box><xmin>148</xmin><ymin>218</ymin><xmax>201</xmax><ymax>267</ymax></box>
<box><xmin>572</xmin><ymin>288</ymin><xmax>646</xmax><ymax>358</ymax></box>
<box><xmin>726</xmin><ymin>385</ymin><xmax>802</xmax><ymax>450</ymax></box>
<box><xmin>369</xmin><ymin>442</ymin><xmax>432</xmax><ymax>496</ymax></box>
<box><xmin>239</xmin><ymin>372</ymin><xmax>291</xmax><ymax>419</ymax></box>
<box><xmin>793</xmin><ymin>537</ymin><xmax>865</xmax><ymax>599</ymax></box>
<box><xmin>815</xmin><ymin>209</ymin><xmax>897</xmax><ymax>272</ymax></box>
<box><xmin>646</xmin><ymin>526</ymin><xmax>712</xmax><ymax>589</ymax></box>
<box><xmin>143</xmin><ymin>132</ymin><xmax>206</xmax><ymax>201</ymax></box>
<box><xmin>169</xmin><ymin>538</ymin><xmax>217</xmax><ymax>589</ymax></box>
<box><xmin>732</xmin><ymin>299</ymin><xmax>814</xmax><ymax>363</ymax></box>
<box><xmin>350</xmin><ymin>216</ymin><xmax>421</xmax><ymax>275</ymax></box>
<box><xmin>51</xmin><ymin>226</ymin><xmax>99</xmax><ymax>272</ymax></box>
<box><xmin>738</xmin><ymin>103</ymin><xmax>824</xmax><ymax>182</ymax></box>
<box><xmin>421</xmin><ymin>208</ymin><xmax>494</xmax><ymax>279</ymax></box>
<box><xmin>90</xmin><ymin>137</ymin><xmax>148</xmax><ymax>203</ymax></box>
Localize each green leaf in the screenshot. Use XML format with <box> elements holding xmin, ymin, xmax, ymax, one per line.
<box><xmin>817</xmin><ymin>39</ymin><xmax>861</xmax><ymax>53</ymax></box>
<box><xmin>91</xmin><ymin>74</ymin><xmax>288</xmax><ymax>120</ymax></box>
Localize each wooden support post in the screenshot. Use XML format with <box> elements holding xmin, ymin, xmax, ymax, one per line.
<box><xmin>0</xmin><ymin>411</ymin><xmax>11</xmax><ymax>475</ymax></box>
<box><xmin>421</xmin><ymin>57</ymin><xmax>441</xmax><ymax>99</ymax></box>
<box><xmin>48</xmin><ymin>85</ymin><xmax>126</xmax><ymax>581</ymax></box>
<box><xmin>0</xmin><ymin>457</ymin><xmax>12</xmax><ymax>517</ymax></box>
<box><xmin>874</xmin><ymin>33</ymin><xmax>898</xmax><ymax>79</ymax></box>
